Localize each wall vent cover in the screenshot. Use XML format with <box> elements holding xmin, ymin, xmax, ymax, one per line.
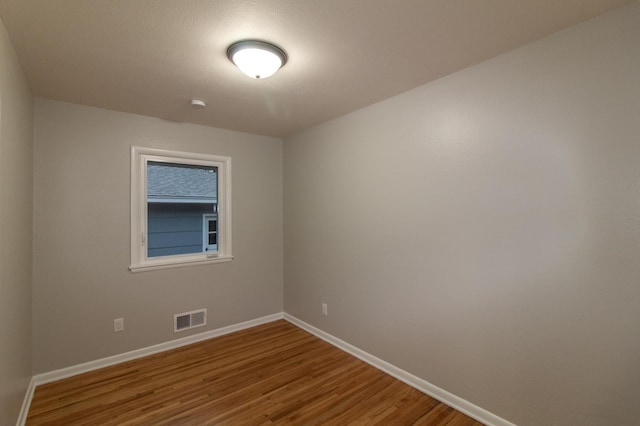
<box><xmin>174</xmin><ymin>308</ymin><xmax>207</xmax><ymax>333</ymax></box>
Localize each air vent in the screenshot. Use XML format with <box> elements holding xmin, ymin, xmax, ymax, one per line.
<box><xmin>174</xmin><ymin>308</ymin><xmax>207</xmax><ymax>333</ymax></box>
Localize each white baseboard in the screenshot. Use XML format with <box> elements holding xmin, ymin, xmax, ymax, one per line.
<box><xmin>16</xmin><ymin>377</ymin><xmax>36</xmax><ymax>426</ymax></box>
<box><xmin>284</xmin><ymin>313</ymin><xmax>516</xmax><ymax>426</ymax></box>
<box><xmin>34</xmin><ymin>312</ymin><xmax>284</xmax><ymax>386</ymax></box>
<box><xmin>18</xmin><ymin>312</ymin><xmax>284</xmax><ymax>425</ymax></box>
<box><xmin>19</xmin><ymin>311</ymin><xmax>514</xmax><ymax>426</ymax></box>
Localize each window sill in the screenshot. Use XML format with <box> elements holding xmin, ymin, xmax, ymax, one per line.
<box><xmin>129</xmin><ymin>255</ymin><xmax>233</xmax><ymax>273</ymax></box>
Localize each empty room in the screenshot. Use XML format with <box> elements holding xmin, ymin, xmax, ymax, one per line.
<box><xmin>1</xmin><ymin>1</ymin><xmax>639</xmax><ymax>425</ymax></box>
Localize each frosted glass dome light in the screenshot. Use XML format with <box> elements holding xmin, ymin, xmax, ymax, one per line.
<box><xmin>227</xmin><ymin>40</ymin><xmax>287</xmax><ymax>79</ymax></box>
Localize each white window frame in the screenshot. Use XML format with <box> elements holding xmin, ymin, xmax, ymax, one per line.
<box><xmin>130</xmin><ymin>146</ymin><xmax>232</xmax><ymax>273</ymax></box>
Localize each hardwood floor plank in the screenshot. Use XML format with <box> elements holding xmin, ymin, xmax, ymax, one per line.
<box><xmin>27</xmin><ymin>320</ymin><xmax>484</xmax><ymax>425</ymax></box>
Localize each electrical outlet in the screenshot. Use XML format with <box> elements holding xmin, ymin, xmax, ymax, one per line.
<box><xmin>322</xmin><ymin>303</ymin><xmax>328</xmax><ymax>316</ymax></box>
<box><xmin>114</xmin><ymin>318</ymin><xmax>124</xmax><ymax>332</ymax></box>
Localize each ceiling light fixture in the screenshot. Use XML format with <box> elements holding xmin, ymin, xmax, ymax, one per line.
<box><xmin>227</xmin><ymin>40</ymin><xmax>287</xmax><ymax>79</ymax></box>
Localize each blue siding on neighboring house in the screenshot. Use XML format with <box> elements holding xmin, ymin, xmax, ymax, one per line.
<box><xmin>147</xmin><ymin>203</ymin><xmax>214</xmax><ymax>257</ymax></box>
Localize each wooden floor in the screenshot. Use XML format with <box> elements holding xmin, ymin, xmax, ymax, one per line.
<box><xmin>27</xmin><ymin>320</ymin><xmax>483</xmax><ymax>425</ymax></box>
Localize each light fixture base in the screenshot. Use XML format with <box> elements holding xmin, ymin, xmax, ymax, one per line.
<box><xmin>190</xmin><ymin>99</ymin><xmax>206</xmax><ymax>109</ymax></box>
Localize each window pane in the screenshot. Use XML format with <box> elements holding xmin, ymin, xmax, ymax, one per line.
<box><xmin>208</xmin><ymin>220</ymin><xmax>217</xmax><ymax>232</ymax></box>
<box><xmin>209</xmin><ymin>233</ymin><xmax>217</xmax><ymax>245</ymax></box>
<box><xmin>146</xmin><ymin>162</ymin><xmax>217</xmax><ymax>258</ymax></box>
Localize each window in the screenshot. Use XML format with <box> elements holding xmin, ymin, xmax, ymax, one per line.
<box><xmin>130</xmin><ymin>146</ymin><xmax>232</xmax><ymax>272</ymax></box>
<box><xmin>203</xmin><ymin>214</ymin><xmax>218</xmax><ymax>252</ymax></box>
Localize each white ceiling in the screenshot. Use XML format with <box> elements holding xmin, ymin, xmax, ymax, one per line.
<box><xmin>0</xmin><ymin>0</ymin><xmax>633</xmax><ymax>137</ymax></box>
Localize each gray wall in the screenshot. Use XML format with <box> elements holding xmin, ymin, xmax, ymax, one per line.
<box><xmin>284</xmin><ymin>3</ymin><xmax>640</xmax><ymax>425</ymax></box>
<box><xmin>0</xmin><ymin>16</ymin><xmax>33</xmax><ymax>424</ymax></box>
<box><xmin>33</xmin><ymin>99</ymin><xmax>283</xmax><ymax>373</ymax></box>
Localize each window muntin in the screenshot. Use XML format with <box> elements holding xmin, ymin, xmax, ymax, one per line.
<box><xmin>130</xmin><ymin>147</ymin><xmax>232</xmax><ymax>272</ymax></box>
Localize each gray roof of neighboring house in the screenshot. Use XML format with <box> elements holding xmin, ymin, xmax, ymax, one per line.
<box><xmin>147</xmin><ymin>162</ymin><xmax>217</xmax><ymax>201</ymax></box>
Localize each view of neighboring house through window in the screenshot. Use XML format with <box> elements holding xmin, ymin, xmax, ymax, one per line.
<box><xmin>147</xmin><ymin>162</ymin><xmax>217</xmax><ymax>257</ymax></box>
<box><xmin>130</xmin><ymin>146</ymin><xmax>232</xmax><ymax>272</ymax></box>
